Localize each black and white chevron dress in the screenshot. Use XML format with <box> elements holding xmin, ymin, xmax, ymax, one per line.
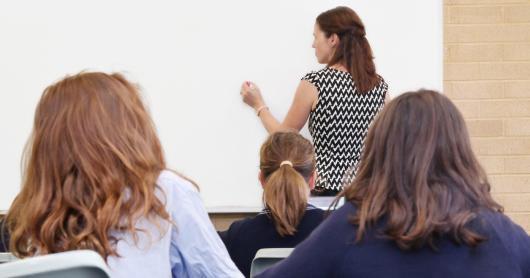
<box><xmin>302</xmin><ymin>67</ymin><xmax>388</xmax><ymax>192</ymax></box>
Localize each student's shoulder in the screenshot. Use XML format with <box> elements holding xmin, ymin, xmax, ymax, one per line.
<box><xmin>335</xmin><ymin>202</ymin><xmax>357</xmax><ymax>224</ymax></box>
<box><xmin>308</xmin><ymin>202</ymin><xmax>357</xmax><ymax>241</ymax></box>
<box><xmin>305</xmin><ymin>206</ymin><xmax>325</xmax><ymax>220</ymax></box>
<box><xmin>221</xmin><ymin>213</ymin><xmax>270</xmax><ymax>242</ymax></box>
<box><xmin>224</xmin><ymin>217</ymin><xmax>251</xmax><ymax>236</ymax></box>
<box><xmin>157</xmin><ymin>170</ymin><xmax>199</xmax><ymax>197</ymax></box>
<box><xmin>480</xmin><ymin>210</ymin><xmax>530</xmax><ymax>246</ymax></box>
<box><xmin>477</xmin><ymin>210</ymin><xmax>530</xmax><ymax>269</ymax></box>
<box><xmin>231</xmin><ymin>212</ymin><xmax>271</xmax><ymax>231</ymax></box>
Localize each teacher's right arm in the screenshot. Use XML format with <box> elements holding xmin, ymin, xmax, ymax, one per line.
<box><xmin>240</xmin><ymin>80</ymin><xmax>318</xmax><ymax>133</ymax></box>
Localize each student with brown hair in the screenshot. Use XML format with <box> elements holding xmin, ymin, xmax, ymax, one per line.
<box><xmin>5</xmin><ymin>72</ymin><xmax>243</xmax><ymax>277</ymax></box>
<box><xmin>257</xmin><ymin>90</ymin><xmax>530</xmax><ymax>278</ymax></box>
<box><xmin>241</xmin><ymin>6</ymin><xmax>389</xmax><ymax>196</ymax></box>
<box><xmin>219</xmin><ymin>131</ymin><xmax>324</xmax><ymax>277</ymax></box>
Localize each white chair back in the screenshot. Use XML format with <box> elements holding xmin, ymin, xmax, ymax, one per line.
<box><xmin>0</xmin><ymin>252</ymin><xmax>17</xmax><ymax>264</ymax></box>
<box><xmin>250</xmin><ymin>248</ymin><xmax>293</xmax><ymax>278</ymax></box>
<box><xmin>0</xmin><ymin>250</ymin><xmax>111</xmax><ymax>278</ymax></box>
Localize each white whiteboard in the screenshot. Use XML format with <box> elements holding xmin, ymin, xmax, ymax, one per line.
<box><xmin>0</xmin><ymin>0</ymin><xmax>442</xmax><ymax>212</ymax></box>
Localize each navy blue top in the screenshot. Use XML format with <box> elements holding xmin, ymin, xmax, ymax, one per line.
<box><xmin>0</xmin><ymin>219</ymin><xmax>8</xmax><ymax>252</ymax></box>
<box><xmin>219</xmin><ymin>205</ymin><xmax>324</xmax><ymax>277</ymax></box>
<box><xmin>257</xmin><ymin>202</ymin><xmax>530</xmax><ymax>278</ymax></box>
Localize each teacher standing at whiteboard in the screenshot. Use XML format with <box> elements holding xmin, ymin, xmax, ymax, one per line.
<box><xmin>240</xmin><ymin>6</ymin><xmax>388</xmax><ymax>196</ymax></box>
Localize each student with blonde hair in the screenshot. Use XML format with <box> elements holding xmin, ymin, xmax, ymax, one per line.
<box><xmin>5</xmin><ymin>72</ymin><xmax>243</xmax><ymax>277</ymax></box>
<box><xmin>257</xmin><ymin>90</ymin><xmax>530</xmax><ymax>277</ymax></box>
<box><xmin>219</xmin><ymin>131</ymin><xmax>324</xmax><ymax>277</ymax></box>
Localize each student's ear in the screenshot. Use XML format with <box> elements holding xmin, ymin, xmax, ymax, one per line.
<box><xmin>308</xmin><ymin>171</ymin><xmax>316</xmax><ymax>190</ymax></box>
<box><xmin>258</xmin><ymin>171</ymin><xmax>265</xmax><ymax>189</ymax></box>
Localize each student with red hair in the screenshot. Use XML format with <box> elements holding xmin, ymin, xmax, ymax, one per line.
<box><xmin>5</xmin><ymin>72</ymin><xmax>243</xmax><ymax>277</ymax></box>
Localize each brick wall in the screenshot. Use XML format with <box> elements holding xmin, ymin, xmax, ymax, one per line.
<box><xmin>444</xmin><ymin>0</ymin><xmax>530</xmax><ymax>232</ymax></box>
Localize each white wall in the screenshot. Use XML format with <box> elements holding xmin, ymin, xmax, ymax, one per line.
<box><xmin>0</xmin><ymin>0</ymin><xmax>442</xmax><ymax>211</ymax></box>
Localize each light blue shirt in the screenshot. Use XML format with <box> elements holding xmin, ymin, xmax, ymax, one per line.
<box><xmin>107</xmin><ymin>170</ymin><xmax>243</xmax><ymax>278</ymax></box>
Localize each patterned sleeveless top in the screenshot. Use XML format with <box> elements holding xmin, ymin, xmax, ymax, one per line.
<box><xmin>302</xmin><ymin>67</ymin><xmax>388</xmax><ymax>192</ymax></box>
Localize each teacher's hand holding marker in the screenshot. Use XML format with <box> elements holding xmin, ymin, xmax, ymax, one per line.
<box><xmin>240</xmin><ymin>81</ymin><xmax>268</xmax><ymax>117</ymax></box>
<box><xmin>240</xmin><ymin>79</ymin><xmax>314</xmax><ymax>134</ymax></box>
<box><xmin>240</xmin><ymin>6</ymin><xmax>389</xmax><ymax>196</ymax></box>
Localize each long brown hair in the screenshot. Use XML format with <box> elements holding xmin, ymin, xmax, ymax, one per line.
<box><xmin>317</xmin><ymin>6</ymin><xmax>380</xmax><ymax>93</ymax></box>
<box><xmin>341</xmin><ymin>90</ymin><xmax>503</xmax><ymax>250</ymax></box>
<box><xmin>6</xmin><ymin>72</ymin><xmax>170</xmax><ymax>260</ymax></box>
<box><xmin>260</xmin><ymin>132</ymin><xmax>315</xmax><ymax>237</ymax></box>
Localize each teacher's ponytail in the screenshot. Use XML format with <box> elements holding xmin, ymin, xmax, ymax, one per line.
<box><xmin>260</xmin><ymin>132</ymin><xmax>315</xmax><ymax>237</ymax></box>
